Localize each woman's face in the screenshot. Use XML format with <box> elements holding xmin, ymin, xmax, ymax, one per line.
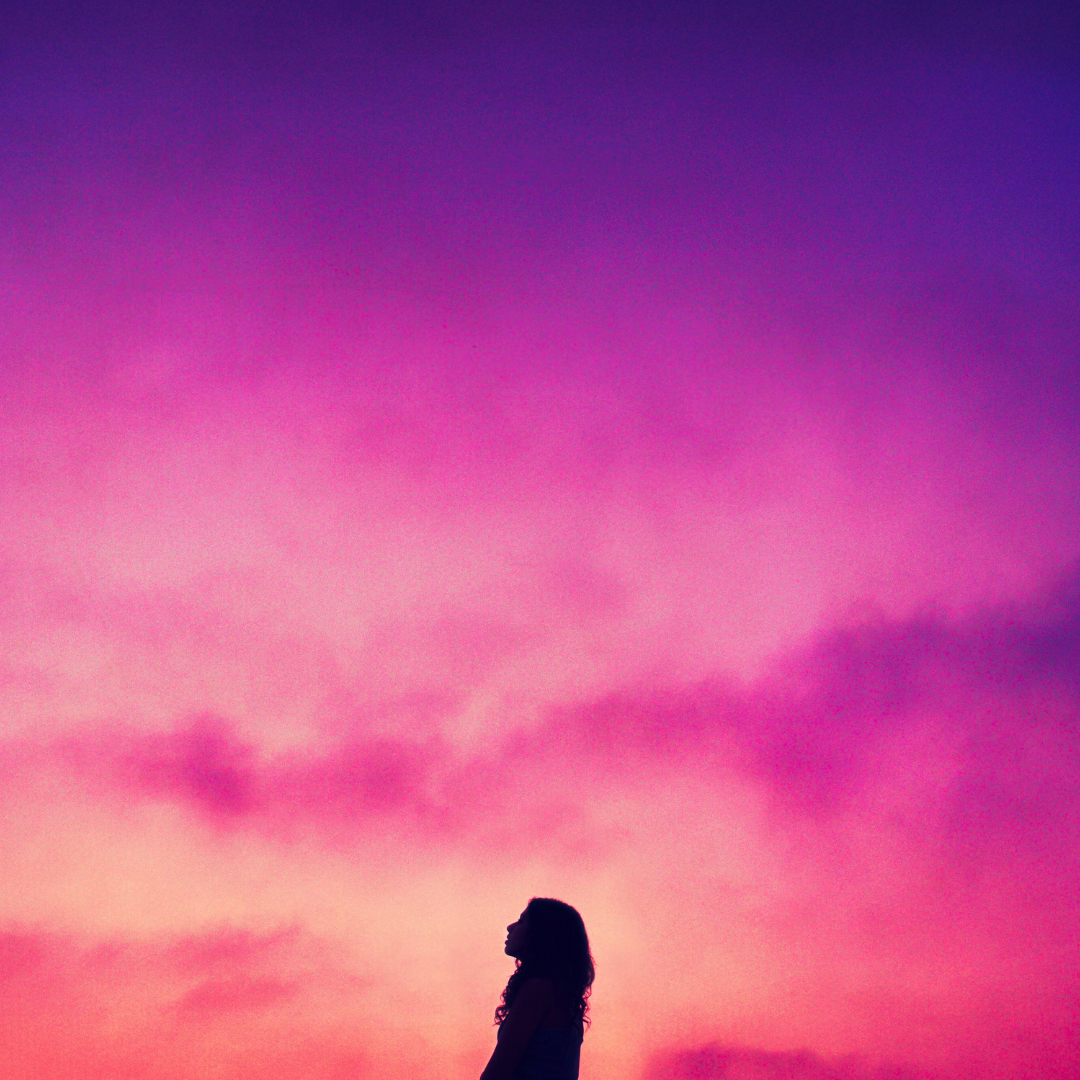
<box><xmin>504</xmin><ymin>909</ymin><xmax>529</xmax><ymax>958</ymax></box>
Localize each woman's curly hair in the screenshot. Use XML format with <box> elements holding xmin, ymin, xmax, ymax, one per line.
<box><xmin>495</xmin><ymin>897</ymin><xmax>594</xmax><ymax>1029</ymax></box>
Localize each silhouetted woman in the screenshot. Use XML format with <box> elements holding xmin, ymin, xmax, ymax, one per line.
<box><xmin>479</xmin><ymin>898</ymin><xmax>594</xmax><ymax>1080</ymax></box>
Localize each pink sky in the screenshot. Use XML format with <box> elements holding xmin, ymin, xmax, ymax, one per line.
<box><xmin>2</xmin><ymin>4</ymin><xmax>1079</xmax><ymax>1078</ymax></box>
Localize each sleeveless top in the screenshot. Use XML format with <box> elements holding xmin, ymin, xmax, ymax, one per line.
<box><xmin>497</xmin><ymin>1023</ymin><xmax>583</xmax><ymax>1080</ymax></box>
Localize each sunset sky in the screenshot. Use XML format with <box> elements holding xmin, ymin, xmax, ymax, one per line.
<box><xmin>1</xmin><ymin>3</ymin><xmax>1078</xmax><ymax>1078</ymax></box>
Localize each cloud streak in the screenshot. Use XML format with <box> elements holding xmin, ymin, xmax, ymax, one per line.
<box><xmin>4</xmin><ymin>569</ymin><xmax>1077</xmax><ymax>890</ymax></box>
<box><xmin>0</xmin><ymin>922</ymin><xmax>371</xmax><ymax>1080</ymax></box>
<box><xmin>646</xmin><ymin>1043</ymin><xmax>931</xmax><ymax>1080</ymax></box>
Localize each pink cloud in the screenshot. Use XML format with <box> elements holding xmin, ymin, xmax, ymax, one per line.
<box><xmin>175</xmin><ymin>974</ymin><xmax>299</xmax><ymax>1013</ymax></box>
<box><xmin>0</xmin><ymin>923</ymin><xmax>367</xmax><ymax>1080</ymax></box>
<box><xmin>164</xmin><ymin>924</ymin><xmax>302</xmax><ymax>974</ymax></box>
<box><xmin>3</xmin><ymin>566</ymin><xmax>1073</xmax><ymax>881</ymax></box>
<box><xmin>646</xmin><ymin>1044</ymin><xmax>930</xmax><ymax>1080</ymax></box>
<box><xmin>118</xmin><ymin>714</ymin><xmax>260</xmax><ymax>816</ymax></box>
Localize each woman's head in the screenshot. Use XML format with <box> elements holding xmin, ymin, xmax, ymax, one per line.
<box><xmin>496</xmin><ymin>898</ymin><xmax>594</xmax><ymax>1028</ymax></box>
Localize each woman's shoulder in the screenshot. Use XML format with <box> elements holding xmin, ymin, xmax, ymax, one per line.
<box><xmin>513</xmin><ymin>976</ymin><xmax>557</xmax><ymax>1001</ymax></box>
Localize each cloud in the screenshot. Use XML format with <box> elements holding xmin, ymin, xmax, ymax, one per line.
<box><xmin>560</xmin><ymin>566</ymin><xmax>1080</xmax><ymax>799</ymax></box>
<box><xmin>175</xmin><ymin>973</ymin><xmax>299</xmax><ymax>1014</ymax></box>
<box><xmin>118</xmin><ymin>715</ymin><xmax>261</xmax><ymax>816</ymax></box>
<box><xmin>30</xmin><ymin>711</ymin><xmax>601</xmax><ymax>866</ymax></box>
<box><xmin>0</xmin><ymin>922</ymin><xmax>318</xmax><ymax>1016</ymax></box>
<box><xmin>3</xmin><ymin>567</ymin><xmax>1077</xmax><ymax>878</ymax></box>
<box><xmin>0</xmin><ymin>922</ymin><xmax>367</xmax><ymax>1080</ymax></box>
<box><xmin>646</xmin><ymin>1043</ymin><xmax>929</xmax><ymax>1080</ymax></box>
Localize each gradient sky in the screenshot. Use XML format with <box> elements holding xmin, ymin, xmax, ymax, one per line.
<box><xmin>2</xmin><ymin>3</ymin><xmax>1079</xmax><ymax>1079</ymax></box>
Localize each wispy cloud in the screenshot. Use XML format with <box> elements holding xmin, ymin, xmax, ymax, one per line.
<box><xmin>0</xmin><ymin>922</ymin><xmax>367</xmax><ymax>1080</ymax></box>
<box><xmin>646</xmin><ymin>1043</ymin><xmax>931</xmax><ymax>1080</ymax></box>
<box><xmin>5</xmin><ymin>568</ymin><xmax>1077</xmax><ymax>878</ymax></box>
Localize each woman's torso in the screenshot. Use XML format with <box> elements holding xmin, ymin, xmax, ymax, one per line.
<box><xmin>498</xmin><ymin>1023</ymin><xmax>583</xmax><ymax>1080</ymax></box>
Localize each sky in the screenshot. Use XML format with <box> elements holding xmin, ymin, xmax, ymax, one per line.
<box><xmin>1</xmin><ymin>2</ymin><xmax>1078</xmax><ymax>1078</ymax></box>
